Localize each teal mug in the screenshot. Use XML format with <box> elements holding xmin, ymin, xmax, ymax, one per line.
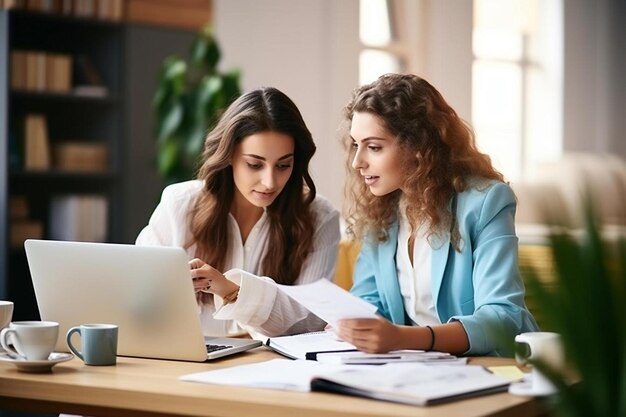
<box><xmin>66</xmin><ymin>323</ymin><xmax>118</xmax><ymax>366</ymax></box>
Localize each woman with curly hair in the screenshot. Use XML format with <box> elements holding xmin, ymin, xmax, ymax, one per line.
<box><xmin>336</xmin><ymin>74</ymin><xmax>538</xmax><ymax>356</ymax></box>
<box><xmin>137</xmin><ymin>87</ymin><xmax>340</xmax><ymax>338</ymax></box>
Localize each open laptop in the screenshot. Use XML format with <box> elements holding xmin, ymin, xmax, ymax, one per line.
<box><xmin>24</xmin><ymin>239</ymin><xmax>262</xmax><ymax>361</ymax></box>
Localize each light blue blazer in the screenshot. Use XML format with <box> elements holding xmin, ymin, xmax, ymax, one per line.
<box><xmin>351</xmin><ymin>181</ymin><xmax>539</xmax><ymax>356</ymax></box>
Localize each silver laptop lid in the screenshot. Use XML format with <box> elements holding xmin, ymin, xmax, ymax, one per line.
<box><xmin>25</xmin><ymin>239</ymin><xmax>209</xmax><ymax>362</ymax></box>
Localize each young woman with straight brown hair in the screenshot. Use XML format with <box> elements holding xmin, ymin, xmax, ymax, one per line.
<box><xmin>137</xmin><ymin>87</ymin><xmax>340</xmax><ymax>337</ymax></box>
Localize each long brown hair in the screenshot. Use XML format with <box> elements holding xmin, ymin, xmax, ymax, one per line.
<box><xmin>188</xmin><ymin>87</ymin><xmax>317</xmax><ymax>284</ymax></box>
<box><xmin>343</xmin><ymin>73</ymin><xmax>504</xmax><ymax>250</ymax></box>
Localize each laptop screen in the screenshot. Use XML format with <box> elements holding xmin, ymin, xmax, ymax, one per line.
<box><xmin>25</xmin><ymin>239</ymin><xmax>210</xmax><ymax>361</ymax></box>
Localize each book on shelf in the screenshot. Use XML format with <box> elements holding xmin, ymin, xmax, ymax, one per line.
<box><xmin>9</xmin><ymin>196</ymin><xmax>42</xmax><ymax>249</ymax></box>
<box><xmin>46</xmin><ymin>53</ymin><xmax>72</xmax><ymax>93</ymax></box>
<box><xmin>11</xmin><ymin>50</ymin><xmax>72</xmax><ymax>93</ymax></box>
<box><xmin>25</xmin><ymin>51</ymin><xmax>47</xmax><ymax>91</ymax></box>
<box><xmin>180</xmin><ymin>358</ymin><xmax>511</xmax><ymax>406</ymax></box>
<box><xmin>10</xmin><ymin>220</ymin><xmax>43</xmax><ymax>249</ymax></box>
<box><xmin>96</xmin><ymin>0</ymin><xmax>122</xmax><ymax>20</ymax></box>
<box><xmin>9</xmin><ymin>195</ymin><xmax>29</xmax><ymax>220</ymax></box>
<box><xmin>53</xmin><ymin>141</ymin><xmax>108</xmax><ymax>172</ymax></box>
<box><xmin>1</xmin><ymin>0</ymin><xmax>27</xmax><ymax>10</ymax></box>
<box><xmin>265</xmin><ymin>331</ymin><xmax>358</xmax><ymax>360</ymax></box>
<box><xmin>49</xmin><ymin>195</ymin><xmax>108</xmax><ymax>242</ymax></box>
<box><xmin>3</xmin><ymin>0</ymin><xmax>123</xmax><ymax>19</ymax></box>
<box><xmin>24</xmin><ymin>113</ymin><xmax>50</xmax><ymax>170</ymax></box>
<box><xmin>10</xmin><ymin>50</ymin><xmax>27</xmax><ymax>90</ymax></box>
<box><xmin>25</xmin><ymin>0</ymin><xmax>58</xmax><ymax>12</ymax></box>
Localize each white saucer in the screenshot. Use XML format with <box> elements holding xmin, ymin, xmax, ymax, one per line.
<box><xmin>0</xmin><ymin>351</ymin><xmax>74</xmax><ymax>373</ymax></box>
<box><xmin>508</xmin><ymin>380</ymin><xmax>557</xmax><ymax>396</ymax></box>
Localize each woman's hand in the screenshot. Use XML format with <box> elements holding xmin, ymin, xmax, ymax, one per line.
<box><xmin>189</xmin><ymin>258</ymin><xmax>239</xmax><ymax>299</ymax></box>
<box><xmin>335</xmin><ymin>317</ymin><xmax>401</xmax><ymax>353</ymax></box>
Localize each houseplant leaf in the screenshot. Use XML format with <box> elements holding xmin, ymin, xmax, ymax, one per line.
<box><xmin>153</xmin><ymin>23</ymin><xmax>241</xmax><ymax>185</ymax></box>
<box><xmin>522</xmin><ymin>200</ymin><xmax>626</xmax><ymax>417</ymax></box>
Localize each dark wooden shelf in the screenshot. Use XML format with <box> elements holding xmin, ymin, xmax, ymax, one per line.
<box><xmin>8</xmin><ymin>8</ymin><xmax>122</xmax><ymax>28</ymax></box>
<box><xmin>11</xmin><ymin>90</ymin><xmax>119</xmax><ymax>105</ymax></box>
<box><xmin>9</xmin><ymin>170</ymin><xmax>118</xmax><ymax>182</ymax></box>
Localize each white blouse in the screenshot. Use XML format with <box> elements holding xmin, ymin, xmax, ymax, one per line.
<box><xmin>396</xmin><ymin>210</ymin><xmax>440</xmax><ymax>326</ymax></box>
<box><xmin>135</xmin><ymin>180</ymin><xmax>341</xmax><ymax>338</ymax></box>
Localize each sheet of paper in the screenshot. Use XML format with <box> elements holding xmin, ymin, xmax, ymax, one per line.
<box><xmin>276</xmin><ymin>279</ymin><xmax>377</xmax><ymax>327</ymax></box>
<box><xmin>180</xmin><ymin>358</ymin><xmax>343</xmax><ymax>392</ymax></box>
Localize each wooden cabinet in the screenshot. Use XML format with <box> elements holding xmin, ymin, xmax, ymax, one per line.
<box><xmin>0</xmin><ymin>9</ymin><xmax>125</xmax><ymax>320</ymax></box>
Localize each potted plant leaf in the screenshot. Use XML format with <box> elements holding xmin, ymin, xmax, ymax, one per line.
<box><xmin>153</xmin><ymin>24</ymin><xmax>241</xmax><ymax>184</ymax></box>
<box><xmin>522</xmin><ymin>201</ymin><xmax>626</xmax><ymax>417</ymax></box>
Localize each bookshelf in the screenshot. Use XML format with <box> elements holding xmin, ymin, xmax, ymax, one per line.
<box><xmin>0</xmin><ymin>9</ymin><xmax>125</xmax><ymax>320</ymax></box>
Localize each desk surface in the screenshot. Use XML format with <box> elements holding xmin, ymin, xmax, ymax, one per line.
<box><xmin>0</xmin><ymin>348</ymin><xmax>545</xmax><ymax>417</ymax></box>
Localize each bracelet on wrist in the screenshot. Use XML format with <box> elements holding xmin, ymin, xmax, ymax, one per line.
<box><xmin>222</xmin><ymin>287</ymin><xmax>240</xmax><ymax>305</ymax></box>
<box><xmin>425</xmin><ymin>325</ymin><xmax>435</xmax><ymax>351</ymax></box>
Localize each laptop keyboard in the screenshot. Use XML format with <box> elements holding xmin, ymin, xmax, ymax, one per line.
<box><xmin>206</xmin><ymin>344</ymin><xmax>233</xmax><ymax>353</ymax></box>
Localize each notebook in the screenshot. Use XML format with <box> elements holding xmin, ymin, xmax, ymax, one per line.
<box><xmin>24</xmin><ymin>239</ymin><xmax>262</xmax><ymax>361</ymax></box>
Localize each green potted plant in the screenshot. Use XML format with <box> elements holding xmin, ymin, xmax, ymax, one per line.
<box><xmin>522</xmin><ymin>202</ymin><xmax>626</xmax><ymax>416</ymax></box>
<box><xmin>153</xmin><ymin>24</ymin><xmax>241</xmax><ymax>184</ymax></box>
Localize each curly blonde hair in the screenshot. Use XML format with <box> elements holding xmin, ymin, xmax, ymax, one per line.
<box><xmin>188</xmin><ymin>87</ymin><xmax>317</xmax><ymax>284</ymax></box>
<box><xmin>343</xmin><ymin>74</ymin><xmax>504</xmax><ymax>250</ymax></box>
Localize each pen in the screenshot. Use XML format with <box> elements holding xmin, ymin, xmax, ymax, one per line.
<box><xmin>355</xmin><ymin>356</ymin><xmax>403</xmax><ymax>360</ymax></box>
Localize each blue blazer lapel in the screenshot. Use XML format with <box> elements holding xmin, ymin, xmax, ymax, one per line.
<box><xmin>431</xmin><ymin>195</ymin><xmax>456</xmax><ymax>318</ymax></box>
<box><xmin>430</xmin><ymin>232</ymin><xmax>450</xmax><ymax>314</ymax></box>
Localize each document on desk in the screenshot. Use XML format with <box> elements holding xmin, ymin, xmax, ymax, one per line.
<box><xmin>180</xmin><ymin>358</ymin><xmax>340</xmax><ymax>392</ymax></box>
<box><xmin>275</xmin><ymin>279</ymin><xmax>378</xmax><ymax>327</ymax></box>
<box><xmin>180</xmin><ymin>359</ymin><xmax>510</xmax><ymax>406</ymax></box>
<box><xmin>309</xmin><ymin>362</ymin><xmax>511</xmax><ymax>406</ymax></box>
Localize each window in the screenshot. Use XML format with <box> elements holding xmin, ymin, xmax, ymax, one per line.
<box><xmin>358</xmin><ymin>0</ymin><xmax>404</xmax><ymax>85</ymax></box>
<box><xmin>472</xmin><ymin>0</ymin><xmax>563</xmax><ymax>181</ymax></box>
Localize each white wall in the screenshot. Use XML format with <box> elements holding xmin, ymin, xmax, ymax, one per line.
<box><xmin>416</xmin><ymin>0</ymin><xmax>473</xmax><ymax>121</ymax></box>
<box><xmin>214</xmin><ymin>0</ymin><xmax>360</xmax><ymax>210</ymax></box>
<box><xmin>563</xmin><ymin>0</ymin><xmax>625</xmax><ymax>158</ymax></box>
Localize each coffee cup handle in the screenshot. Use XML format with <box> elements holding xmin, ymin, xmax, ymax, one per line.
<box><xmin>0</xmin><ymin>328</ymin><xmax>24</xmax><ymax>359</ymax></box>
<box><xmin>66</xmin><ymin>327</ymin><xmax>84</xmax><ymax>361</ymax></box>
<box><xmin>514</xmin><ymin>333</ymin><xmax>540</xmax><ymax>365</ymax></box>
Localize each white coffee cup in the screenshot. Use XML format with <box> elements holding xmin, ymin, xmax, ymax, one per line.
<box><xmin>514</xmin><ymin>331</ymin><xmax>564</xmax><ymax>395</ymax></box>
<box><xmin>0</xmin><ymin>301</ymin><xmax>13</xmax><ymax>330</ymax></box>
<box><xmin>0</xmin><ymin>321</ymin><xmax>59</xmax><ymax>361</ymax></box>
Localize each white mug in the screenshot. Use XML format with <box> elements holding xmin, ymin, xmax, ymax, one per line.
<box><xmin>0</xmin><ymin>321</ymin><xmax>59</xmax><ymax>360</ymax></box>
<box><xmin>0</xmin><ymin>301</ymin><xmax>13</xmax><ymax>331</ymax></box>
<box><xmin>514</xmin><ymin>331</ymin><xmax>564</xmax><ymax>395</ymax></box>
